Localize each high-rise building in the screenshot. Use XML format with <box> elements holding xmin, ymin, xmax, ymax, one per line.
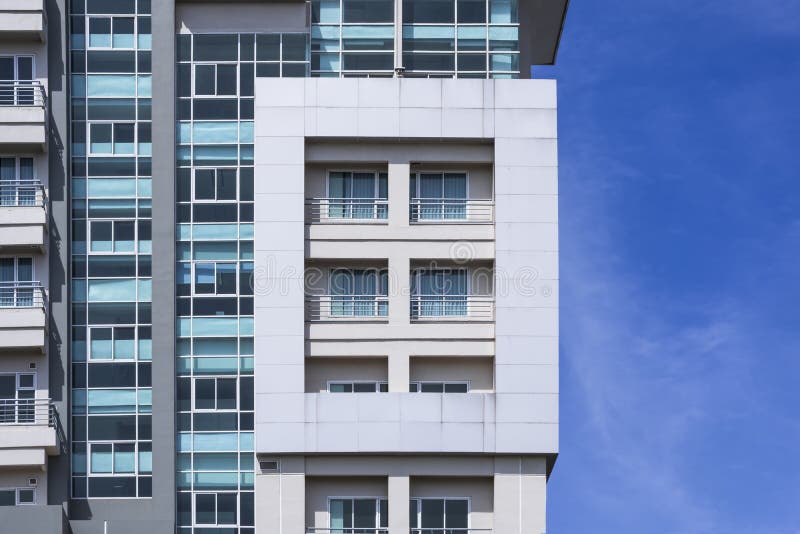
<box><xmin>0</xmin><ymin>1</ymin><xmax>566</xmax><ymax>533</ymax></box>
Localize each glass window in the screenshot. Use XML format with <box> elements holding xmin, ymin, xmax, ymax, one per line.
<box><xmin>326</xmin><ymin>171</ymin><xmax>387</xmax><ymax>219</ymax></box>
<box><xmin>343</xmin><ymin>0</ymin><xmax>394</xmax><ymax>23</ymax></box>
<box><xmin>410</xmin><ymin>172</ymin><xmax>467</xmax><ymax>220</ymax></box>
<box><xmin>328</xmin><ymin>381</ymin><xmax>388</xmax><ymax>393</ymax></box>
<box><xmin>194</xmin><ymin>378</ymin><xmax>238</xmax><ymax>411</ymax></box>
<box><xmin>411</xmin><ymin>268</ymin><xmax>468</xmax><ymax>317</ymax></box>
<box><xmin>403</xmin><ymin>0</ymin><xmax>455</xmax><ymax>23</ymax></box>
<box><xmin>329</xmin><ymin>268</ymin><xmax>389</xmax><ymax>317</ymax></box>
<box><xmin>330</xmin><ymin>498</ymin><xmax>388</xmax><ymax>531</ymax></box>
<box><xmin>410</xmin><ymin>498</ymin><xmax>469</xmax><ymax>530</ymax></box>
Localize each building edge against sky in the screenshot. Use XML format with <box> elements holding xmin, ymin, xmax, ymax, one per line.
<box><xmin>0</xmin><ymin>1</ymin><xmax>567</xmax><ymax>533</ymax></box>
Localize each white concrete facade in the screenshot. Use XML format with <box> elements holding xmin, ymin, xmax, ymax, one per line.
<box><xmin>253</xmin><ymin>78</ymin><xmax>558</xmax><ymax>534</ymax></box>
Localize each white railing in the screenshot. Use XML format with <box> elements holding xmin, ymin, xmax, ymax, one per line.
<box><xmin>0</xmin><ymin>180</ymin><xmax>45</xmax><ymax>207</ymax></box>
<box><xmin>306</xmin><ymin>198</ymin><xmax>389</xmax><ymax>223</ymax></box>
<box><xmin>306</xmin><ymin>294</ymin><xmax>389</xmax><ymax>321</ymax></box>
<box><xmin>0</xmin><ymin>398</ymin><xmax>56</xmax><ymax>426</ymax></box>
<box><xmin>306</xmin><ymin>529</ymin><xmax>388</xmax><ymax>534</ymax></box>
<box><xmin>0</xmin><ymin>81</ymin><xmax>46</xmax><ymax>107</ymax></box>
<box><xmin>410</xmin><ymin>295</ymin><xmax>494</xmax><ymax>321</ymax></box>
<box><xmin>0</xmin><ymin>281</ymin><xmax>46</xmax><ymax>308</ymax></box>
<box><xmin>410</xmin><ymin>198</ymin><xmax>494</xmax><ymax>224</ymax></box>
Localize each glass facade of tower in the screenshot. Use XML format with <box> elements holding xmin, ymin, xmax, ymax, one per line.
<box><xmin>311</xmin><ymin>0</ymin><xmax>519</xmax><ymax>77</ymax></box>
<box><xmin>69</xmin><ymin>0</ymin><xmax>154</xmax><ymax>498</ymax></box>
<box><xmin>175</xmin><ymin>33</ymin><xmax>309</xmax><ymax>533</ymax></box>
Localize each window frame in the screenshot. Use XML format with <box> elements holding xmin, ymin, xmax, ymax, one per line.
<box><xmin>192</xmin><ymin>376</ymin><xmax>240</xmax><ymax>412</ymax></box>
<box><xmin>87</xmin><ymin>219</ymin><xmax>138</xmax><ymax>254</ymax></box>
<box><xmin>86</xmin><ymin>16</ymin><xmax>138</xmax><ymax>50</ymax></box>
<box><xmin>409</xmin><ymin>380</ymin><xmax>470</xmax><ymax>393</ymax></box>
<box><xmin>87</xmin><ymin>441</ymin><xmax>138</xmax><ymax>476</ymax></box>
<box><xmin>192</xmin><ymin>167</ymin><xmax>239</xmax><ymax>203</ymax></box>
<box><xmin>192</xmin><ymin>63</ymin><xmax>240</xmax><ymax>98</ymax></box>
<box><xmin>194</xmin><ymin>491</ymin><xmax>239</xmax><ymax>527</ymax></box>
<box><xmin>410</xmin><ymin>496</ymin><xmax>471</xmax><ymax>530</ymax></box>
<box><xmin>327</xmin><ymin>380</ymin><xmax>389</xmax><ymax>393</ymax></box>
<box><xmin>191</xmin><ymin>261</ymin><xmax>240</xmax><ymax>296</ymax></box>
<box><xmin>87</xmin><ymin>325</ymin><xmax>139</xmax><ymax>361</ymax></box>
<box><xmin>328</xmin><ymin>496</ymin><xmax>389</xmax><ymax>532</ymax></box>
<box><xmin>87</xmin><ymin>121</ymin><xmax>138</xmax><ymax>155</ymax></box>
<box><xmin>0</xmin><ymin>487</ymin><xmax>36</xmax><ymax>506</ymax></box>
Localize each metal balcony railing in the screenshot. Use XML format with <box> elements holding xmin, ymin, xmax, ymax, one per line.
<box><xmin>0</xmin><ymin>281</ymin><xmax>46</xmax><ymax>308</ymax></box>
<box><xmin>410</xmin><ymin>295</ymin><xmax>494</xmax><ymax>321</ymax></box>
<box><xmin>306</xmin><ymin>198</ymin><xmax>389</xmax><ymax>223</ymax></box>
<box><xmin>410</xmin><ymin>198</ymin><xmax>494</xmax><ymax>224</ymax></box>
<box><xmin>0</xmin><ymin>81</ymin><xmax>46</xmax><ymax>107</ymax></box>
<box><xmin>306</xmin><ymin>294</ymin><xmax>389</xmax><ymax>321</ymax></box>
<box><xmin>0</xmin><ymin>398</ymin><xmax>57</xmax><ymax>426</ymax></box>
<box><xmin>306</xmin><ymin>529</ymin><xmax>388</xmax><ymax>534</ymax></box>
<box><xmin>0</xmin><ymin>180</ymin><xmax>45</xmax><ymax>207</ymax></box>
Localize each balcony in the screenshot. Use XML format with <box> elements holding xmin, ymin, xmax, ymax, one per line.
<box><xmin>0</xmin><ymin>0</ymin><xmax>46</xmax><ymax>42</ymax></box>
<box><xmin>410</xmin><ymin>295</ymin><xmax>494</xmax><ymax>323</ymax></box>
<box><xmin>0</xmin><ymin>180</ymin><xmax>46</xmax><ymax>251</ymax></box>
<box><xmin>0</xmin><ymin>81</ymin><xmax>47</xmax><ymax>151</ymax></box>
<box><xmin>306</xmin><ymin>198</ymin><xmax>389</xmax><ymax>224</ymax></box>
<box><xmin>410</xmin><ymin>198</ymin><xmax>494</xmax><ymax>224</ymax></box>
<box><xmin>306</xmin><ymin>294</ymin><xmax>389</xmax><ymax>322</ymax></box>
<box><xmin>0</xmin><ymin>399</ymin><xmax>62</xmax><ymax>465</ymax></box>
<box><xmin>0</xmin><ymin>281</ymin><xmax>47</xmax><ymax>352</ymax></box>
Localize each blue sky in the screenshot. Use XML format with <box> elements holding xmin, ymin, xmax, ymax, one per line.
<box><xmin>537</xmin><ymin>1</ymin><xmax>800</xmax><ymax>532</ymax></box>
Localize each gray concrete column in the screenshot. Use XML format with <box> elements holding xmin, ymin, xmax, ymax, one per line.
<box><xmin>387</xmin><ymin>348</ymin><xmax>409</xmax><ymax>393</ymax></box>
<box><xmin>387</xmin><ymin>162</ymin><xmax>410</xmax><ymax>228</ymax></box>
<box><xmin>388</xmin><ymin>474</ymin><xmax>410</xmax><ymax>534</ymax></box>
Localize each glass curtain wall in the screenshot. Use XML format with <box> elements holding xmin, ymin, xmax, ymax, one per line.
<box><xmin>175</xmin><ymin>32</ymin><xmax>309</xmax><ymax>534</ymax></box>
<box><xmin>69</xmin><ymin>0</ymin><xmax>153</xmax><ymax>499</ymax></box>
<box><xmin>311</xmin><ymin>0</ymin><xmax>519</xmax><ymax>77</ymax></box>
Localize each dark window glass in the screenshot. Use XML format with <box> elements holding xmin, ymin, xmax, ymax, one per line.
<box><xmin>87</xmin><ymin>0</ymin><xmax>135</xmax><ymax>14</ymax></box>
<box><xmin>72</xmin><ymin>477</ymin><xmax>87</xmax><ymax>498</ymax></box>
<box><xmin>354</xmin><ymin>499</ymin><xmax>376</xmax><ymax>528</ymax></box>
<box><xmin>194</xmin><ymin>34</ymin><xmax>239</xmax><ymax>62</ymax></box>
<box><xmin>255</xmin><ymin>63</ymin><xmax>280</xmax><ymax>78</ymax></box>
<box><xmin>217</xmin><ymin>169</ymin><xmax>237</xmax><ymax>200</ymax></box>
<box><xmin>217</xmin><ymin>65</ymin><xmax>237</xmax><ymax>95</ymax></box>
<box><xmin>138</xmin><ymin>51</ymin><xmax>151</xmax><ymax>73</ymax></box>
<box><xmin>88</xmin><ymin>362</ymin><xmax>136</xmax><ymax>387</ymax></box>
<box><xmin>193</xmin><ymin>297</ymin><xmax>238</xmax><ymax>316</ymax></box>
<box><xmin>178</xmin><ymin>493</ymin><xmax>192</xmax><ymax>526</ymax></box>
<box><xmin>458</xmin><ymin>53</ymin><xmax>486</xmax><ymax>71</ymax></box>
<box><xmin>195</xmin><ymin>494</ymin><xmax>216</xmax><ymax>525</ymax></box>
<box><xmin>88</xmin><ymin>302</ymin><xmax>137</xmax><ymax>325</ymax></box>
<box><xmin>342</xmin><ymin>53</ymin><xmax>394</xmax><ymax>71</ymax></box>
<box><xmin>195</xmin><ymin>378</ymin><xmax>215</xmax><ymax>410</ymax></box>
<box><xmin>256</xmin><ymin>34</ymin><xmax>280</xmax><ymax>61</ymax></box>
<box><xmin>240</xmin><ymin>492</ymin><xmax>255</xmax><ymax>526</ymax></box>
<box><xmin>343</xmin><ymin>0</ymin><xmax>394</xmax><ymax>22</ymax></box>
<box><xmin>240</xmin><ymin>98</ymin><xmax>254</xmax><ymax>119</ymax></box>
<box><xmin>444</xmin><ymin>383</ymin><xmax>469</xmax><ymax>393</ymax></box>
<box><xmin>194</xmin><ymin>99</ymin><xmax>238</xmax><ymax>120</ymax></box>
<box><xmin>445</xmin><ymin>500</ymin><xmax>469</xmax><ymax>528</ymax></box>
<box><xmin>89</xmin><ymin>477</ymin><xmax>136</xmax><ymax>498</ymax></box>
<box><xmin>87</xmin><ymin>50</ymin><xmax>135</xmax><ymax>72</ymax></box>
<box><xmin>139</xmin><ymin>476</ymin><xmax>152</xmax><ymax>497</ymax></box>
<box><xmin>240</xmin><ymin>63</ymin><xmax>254</xmax><ymax>96</ymax></box>
<box><xmin>282</xmin><ymin>34</ymin><xmax>308</xmax><ymax>61</ymax></box>
<box><xmin>88</xmin><ymin>415</ymin><xmax>136</xmax><ymax>440</ymax></box>
<box><xmin>240</xmin><ymin>168</ymin><xmax>254</xmax><ymax>201</ymax></box>
<box><xmin>177</xmin><ymin>64</ymin><xmax>191</xmax><ymax>97</ymax></box>
<box><xmin>138</xmin><ymin>255</ymin><xmax>152</xmax><ymax>277</ymax></box>
<box><xmin>240</xmin><ymin>203</ymin><xmax>254</xmax><ymax>222</ymax></box>
<box><xmin>283</xmin><ymin>63</ymin><xmax>309</xmax><ymax>78</ymax></box>
<box><xmin>403</xmin><ymin>0</ymin><xmax>454</xmax><ymax>23</ymax></box>
<box><xmin>138</xmin><ymin>98</ymin><xmax>152</xmax><ymax>120</ymax></box>
<box><xmin>138</xmin><ymin>362</ymin><xmax>152</xmax><ymax>387</ymax></box>
<box><xmin>217</xmin><ymin>494</ymin><xmax>237</xmax><ymax>525</ymax></box>
<box><xmin>193</xmin><ymin>204</ymin><xmax>238</xmax><ymax>223</ymax></box>
<box><xmin>421</xmin><ymin>383</ymin><xmax>445</xmax><ymax>392</ymax></box>
<box><xmin>194</xmin><ymin>412</ymin><xmax>238</xmax><ymax>431</ymax></box>
<box><xmin>239</xmin><ymin>297</ymin><xmax>254</xmax><ymax>315</ymax></box>
<box><xmin>240</xmin><ymin>34</ymin><xmax>255</xmax><ymax>61</ymax></box>
<box><xmin>239</xmin><ymin>412</ymin><xmax>254</xmax><ymax>430</ymax></box>
<box><xmin>217</xmin><ymin>379</ymin><xmax>237</xmax><ymax>409</ymax></box>
<box><xmin>404</xmin><ymin>53</ymin><xmax>455</xmax><ymax>72</ymax></box>
<box><xmin>195</xmin><ymin>64</ymin><xmax>215</xmax><ymax>96</ymax></box>
<box><xmin>458</xmin><ymin>0</ymin><xmax>486</xmax><ymax>22</ymax></box>
<box><xmin>177</xmin><ymin>377</ymin><xmax>191</xmax><ymax>411</ymax></box>
<box><xmin>177</xmin><ymin>296</ymin><xmax>191</xmax><ymax>315</ymax></box>
<box><xmin>72</xmin><ymin>363</ymin><xmax>87</xmax><ymax>388</ymax></box>
<box><xmin>420</xmin><ymin>499</ymin><xmax>445</xmax><ymax>528</ymax></box>
<box><xmin>239</xmin><ymin>377</ymin><xmax>254</xmax><ymax>410</ymax></box>
<box><xmin>138</xmin><ymin>415</ymin><xmax>152</xmax><ymax>439</ymax></box>
<box><xmin>178</xmin><ymin>34</ymin><xmax>192</xmax><ymax>62</ymax></box>
<box><xmin>177</xmin><ymin>168</ymin><xmax>192</xmax><ymax>201</ymax></box>
<box><xmin>72</xmin><ymin>416</ymin><xmax>87</xmax><ymax>440</ymax></box>
<box><xmin>195</xmin><ymin>169</ymin><xmax>215</xmax><ymax>199</ymax></box>
<box><xmin>88</xmin><ymin>255</ymin><xmax>136</xmax><ymax>277</ymax></box>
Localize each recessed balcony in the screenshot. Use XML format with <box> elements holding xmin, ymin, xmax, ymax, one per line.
<box><xmin>0</xmin><ymin>0</ymin><xmax>46</xmax><ymax>42</ymax></box>
<box><xmin>0</xmin><ymin>179</ymin><xmax>46</xmax><ymax>251</ymax></box>
<box><xmin>0</xmin><ymin>281</ymin><xmax>47</xmax><ymax>352</ymax></box>
<box><xmin>0</xmin><ymin>81</ymin><xmax>47</xmax><ymax>151</ymax></box>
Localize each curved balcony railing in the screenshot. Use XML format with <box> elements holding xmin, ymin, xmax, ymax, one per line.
<box><xmin>0</xmin><ymin>81</ymin><xmax>46</xmax><ymax>107</ymax></box>
<box><xmin>0</xmin><ymin>180</ymin><xmax>45</xmax><ymax>207</ymax></box>
<box><xmin>306</xmin><ymin>294</ymin><xmax>389</xmax><ymax>321</ymax></box>
<box><xmin>410</xmin><ymin>198</ymin><xmax>494</xmax><ymax>224</ymax></box>
<box><xmin>306</xmin><ymin>198</ymin><xmax>389</xmax><ymax>223</ymax></box>
<box><xmin>0</xmin><ymin>398</ymin><xmax>56</xmax><ymax>426</ymax></box>
<box><xmin>0</xmin><ymin>281</ymin><xmax>46</xmax><ymax>308</ymax></box>
<box><xmin>410</xmin><ymin>295</ymin><xmax>494</xmax><ymax>321</ymax></box>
